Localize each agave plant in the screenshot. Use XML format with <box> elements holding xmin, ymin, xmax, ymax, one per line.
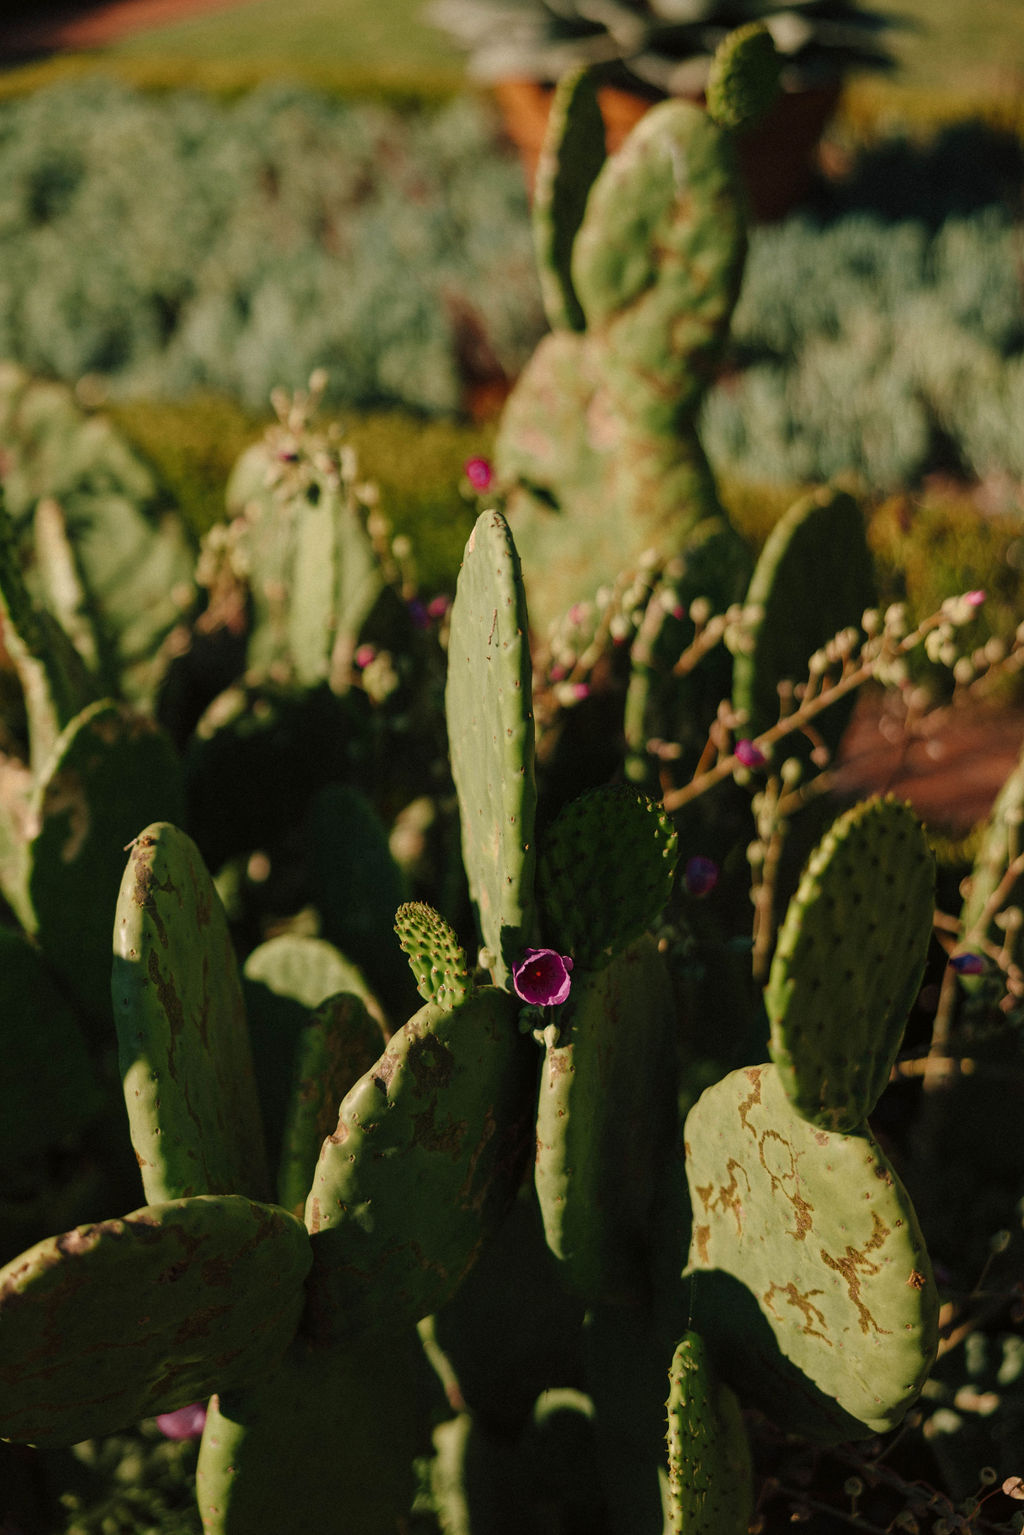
<box><xmin>428</xmin><ymin>0</ymin><xmax>899</xmax><ymax>96</ymax></box>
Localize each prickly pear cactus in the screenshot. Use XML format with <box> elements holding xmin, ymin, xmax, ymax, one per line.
<box><xmin>765</xmin><ymin>797</ymin><xmax>934</xmax><ymax>1131</ymax></box>
<box><xmin>0</xmin><ymin>1195</ymin><xmax>311</xmax><ymax>1447</ymax></box>
<box><xmin>445</xmin><ymin>510</ymin><xmax>536</xmax><ymax>986</ymax></box>
<box><xmin>704</xmin><ymin>21</ymin><xmax>781</xmax><ymax>132</ymax></box>
<box><xmin>957</xmin><ymin>741</ymin><xmax>1024</xmax><ymax>962</ymax></box>
<box><xmin>532</xmin><ymin>67</ymin><xmax>606</xmax><ymax>334</ymax></box>
<box><xmin>496</xmin><ymin>71</ymin><xmax>748</xmax><ymax>637</ymax></box>
<box><xmin>112</xmin><ymin>822</ymin><xmax>271</xmax><ymax>1205</ymax></box>
<box><xmin>684</xmin><ymin>1064</ymin><xmax>938</xmax><ymax>1440</ymax></box>
<box><xmin>665</xmin><ymin>1331</ymin><xmax>753</xmax><ymax>1534</ymax></box>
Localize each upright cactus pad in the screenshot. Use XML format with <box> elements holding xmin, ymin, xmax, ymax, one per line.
<box><xmin>731</xmin><ymin>487</ymin><xmax>876</xmax><ymax>757</ymax></box>
<box><xmin>684</xmin><ymin>1065</ymin><xmax>938</xmax><ymax>1438</ymax></box>
<box><xmin>958</xmin><ymin>743</ymin><xmax>1024</xmax><ymax>957</ymax></box>
<box><xmin>537</xmin><ymin>784</ymin><xmax>678</xmax><ymax>966</ymax></box>
<box><xmin>445</xmin><ymin>511</ymin><xmax>536</xmax><ymax>985</ymax></box>
<box><xmin>113</xmin><ymin>823</ymin><xmax>271</xmax><ymax>1205</ymax></box>
<box><xmin>534</xmin><ymin>936</ymin><xmax>677</xmax><ymax>1301</ymax></box>
<box><xmin>704</xmin><ymin>22</ymin><xmax>781</xmax><ymax>132</ymax></box>
<box><xmin>765</xmin><ymin>797</ymin><xmax>934</xmax><ymax>1130</ymax></box>
<box><xmin>304</xmin><ymin>986</ymin><xmax>535</xmax><ymax>1339</ymax></box>
<box><xmin>532</xmin><ymin>67</ymin><xmax>606</xmax><ymax>334</ymax></box>
<box><xmin>395</xmin><ymin>900</ymin><xmax>473</xmax><ymax>1009</ymax></box>
<box><xmin>0</xmin><ymin>1196</ymin><xmax>311</xmax><ymax>1447</ymax></box>
<box><xmin>665</xmin><ymin>1331</ymin><xmax>753</xmax><ymax>1535</ymax></box>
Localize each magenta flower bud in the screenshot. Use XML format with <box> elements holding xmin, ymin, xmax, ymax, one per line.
<box><xmin>512</xmin><ymin>948</ymin><xmax>573</xmax><ymax>1006</ymax></box>
<box><xmin>734</xmin><ymin>739</ymin><xmax>767</xmax><ymax>769</ymax></box>
<box><xmin>964</xmin><ymin>590</ymin><xmax>986</xmax><ymax>607</ymax></box>
<box><xmin>465</xmin><ymin>457</ymin><xmax>494</xmax><ymax>492</ymax></box>
<box><xmin>684</xmin><ymin>855</ymin><xmax>719</xmax><ymax>897</ymax></box>
<box><xmin>156</xmin><ymin>1402</ymin><xmax>207</xmax><ymax>1440</ymax></box>
<box><xmin>427</xmin><ymin>594</ymin><xmax>451</xmax><ymax>620</ymax></box>
<box><xmin>354</xmin><ymin>643</ymin><xmax>376</xmax><ymax>669</ymax></box>
<box><xmin>950</xmin><ymin>952</ymin><xmax>985</xmax><ymax>975</ymax></box>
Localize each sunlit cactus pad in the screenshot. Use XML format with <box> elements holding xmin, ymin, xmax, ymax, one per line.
<box><xmin>0</xmin><ymin>1196</ymin><xmax>311</xmax><ymax>1447</ymax></box>
<box><xmin>537</xmin><ymin>784</ymin><xmax>678</xmax><ymax>966</ymax></box>
<box><xmin>665</xmin><ymin>1331</ymin><xmax>753</xmax><ymax>1535</ymax></box>
<box><xmin>395</xmin><ymin>900</ymin><xmax>473</xmax><ymax>1009</ymax></box>
<box><xmin>684</xmin><ymin>1065</ymin><xmax>938</xmax><ymax>1437</ymax></box>
<box><xmin>765</xmin><ymin>796</ymin><xmax>934</xmax><ymax>1129</ymax></box>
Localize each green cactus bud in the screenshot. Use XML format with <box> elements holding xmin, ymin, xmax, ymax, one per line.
<box><xmin>665</xmin><ymin>1330</ymin><xmax>753</xmax><ymax>1535</ymax></box>
<box><xmin>684</xmin><ymin>1064</ymin><xmax>938</xmax><ymax>1439</ymax></box>
<box><xmin>0</xmin><ymin>1195</ymin><xmax>310</xmax><ymax>1447</ymax></box>
<box><xmin>731</xmin><ymin>486</ymin><xmax>876</xmax><ymax>760</ymax></box>
<box><xmin>304</xmin><ymin>986</ymin><xmax>535</xmax><ymax>1340</ymax></box>
<box><xmin>535</xmin><ymin>936</ymin><xmax>677</xmax><ymax>1301</ymax></box>
<box><xmin>395</xmin><ymin>900</ymin><xmax>473</xmax><ymax>1009</ymax></box>
<box><xmin>537</xmin><ymin>784</ymin><xmax>678</xmax><ymax>967</ymax></box>
<box><xmin>445</xmin><ymin>511</ymin><xmax>536</xmax><ymax>987</ymax></box>
<box><xmin>766</xmin><ymin>797</ymin><xmax>934</xmax><ymax>1130</ymax></box>
<box><xmin>533</xmin><ymin>67</ymin><xmax>606</xmax><ymax>334</ymax></box>
<box><xmin>705</xmin><ymin>23</ymin><xmax>781</xmax><ymax>133</ymax></box>
<box><xmin>113</xmin><ymin>822</ymin><xmax>271</xmax><ymax>1205</ymax></box>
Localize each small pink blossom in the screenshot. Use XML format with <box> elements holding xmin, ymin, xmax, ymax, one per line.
<box><xmin>427</xmin><ymin>594</ymin><xmax>451</xmax><ymax>620</ymax></box>
<box><xmin>964</xmin><ymin>590</ymin><xmax>986</xmax><ymax>608</ymax></box>
<box><xmin>513</xmin><ymin>948</ymin><xmax>573</xmax><ymax>1006</ymax></box>
<box><xmin>354</xmin><ymin>644</ymin><xmax>376</xmax><ymax>669</ymax></box>
<box><xmin>156</xmin><ymin>1402</ymin><xmax>207</xmax><ymax>1440</ymax></box>
<box><xmin>465</xmin><ymin>457</ymin><xmax>494</xmax><ymax>492</ymax></box>
<box><xmin>734</xmin><ymin>739</ymin><xmax>767</xmax><ymax>769</ymax></box>
<box><xmin>684</xmin><ymin>856</ymin><xmax>719</xmax><ymax>897</ymax></box>
<box><xmin>571</xmin><ymin>682</ymin><xmax>590</xmax><ymax>701</ymax></box>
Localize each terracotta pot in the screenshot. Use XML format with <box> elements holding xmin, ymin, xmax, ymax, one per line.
<box><xmin>494</xmin><ymin>76</ymin><xmax>842</xmax><ymax>223</ymax></box>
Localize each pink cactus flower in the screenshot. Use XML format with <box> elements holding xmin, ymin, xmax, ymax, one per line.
<box><xmin>156</xmin><ymin>1402</ymin><xmax>207</xmax><ymax>1440</ymax></box>
<box><xmin>734</xmin><ymin>739</ymin><xmax>767</xmax><ymax>769</ymax></box>
<box><xmin>512</xmin><ymin>948</ymin><xmax>573</xmax><ymax>1006</ymax></box>
<box><xmin>464</xmin><ymin>457</ymin><xmax>494</xmax><ymax>492</ymax></box>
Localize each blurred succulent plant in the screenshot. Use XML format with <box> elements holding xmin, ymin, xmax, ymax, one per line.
<box><xmin>427</xmin><ymin>0</ymin><xmax>899</xmax><ymax>96</ymax></box>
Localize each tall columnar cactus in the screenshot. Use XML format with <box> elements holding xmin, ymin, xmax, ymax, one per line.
<box><xmin>494</xmin><ymin>31</ymin><xmax>772</xmax><ymax>637</ymax></box>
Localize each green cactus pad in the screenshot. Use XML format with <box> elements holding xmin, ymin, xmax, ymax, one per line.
<box><xmin>197</xmin><ymin>1326</ymin><xmax>422</xmax><ymax>1535</ymax></box>
<box><xmin>705</xmin><ymin>22</ymin><xmax>781</xmax><ymax>133</ymax></box>
<box><xmin>731</xmin><ymin>486</ymin><xmax>876</xmax><ymax>757</ymax></box>
<box><xmin>533</xmin><ymin>67</ymin><xmax>606</xmax><ymax>334</ymax></box>
<box><xmin>113</xmin><ymin>823</ymin><xmax>271</xmax><ymax>1205</ymax></box>
<box><xmin>304</xmin><ymin>986</ymin><xmax>535</xmax><ymax>1340</ymax></box>
<box><xmin>445</xmin><ymin>511</ymin><xmax>536</xmax><ymax>986</ymax></box>
<box><xmin>0</xmin><ymin>1195</ymin><xmax>311</xmax><ymax>1447</ymax></box>
<box><xmin>684</xmin><ymin>1064</ymin><xmax>938</xmax><ymax>1438</ymax></box>
<box><xmin>535</xmin><ymin>936</ymin><xmax>677</xmax><ymax>1301</ymax></box>
<box><xmin>537</xmin><ymin>784</ymin><xmax>678</xmax><ymax>967</ymax></box>
<box><xmin>395</xmin><ymin>900</ymin><xmax>473</xmax><ymax>1009</ymax></box>
<box><xmin>665</xmin><ymin>1331</ymin><xmax>753</xmax><ymax>1535</ymax></box>
<box><xmin>572</xmin><ymin>99</ymin><xmax>747</xmax><ymax>437</ymax></box>
<box><xmin>27</xmin><ymin>699</ymin><xmax>185</xmax><ymax>1029</ymax></box>
<box><xmin>766</xmin><ymin>797</ymin><xmax>934</xmax><ymax>1130</ymax></box>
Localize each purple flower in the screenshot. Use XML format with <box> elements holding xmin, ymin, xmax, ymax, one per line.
<box><xmin>156</xmin><ymin>1402</ymin><xmax>207</xmax><ymax>1440</ymax></box>
<box><xmin>734</xmin><ymin>739</ymin><xmax>767</xmax><ymax>769</ymax></box>
<box><xmin>951</xmin><ymin>952</ymin><xmax>985</xmax><ymax>976</ymax></box>
<box><xmin>465</xmin><ymin>457</ymin><xmax>494</xmax><ymax>492</ymax></box>
<box><xmin>684</xmin><ymin>856</ymin><xmax>719</xmax><ymax>897</ymax></box>
<box><xmin>513</xmin><ymin>948</ymin><xmax>573</xmax><ymax>1006</ymax></box>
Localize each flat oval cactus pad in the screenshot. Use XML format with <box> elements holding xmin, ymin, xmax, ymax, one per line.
<box><xmin>684</xmin><ymin>1065</ymin><xmax>937</xmax><ymax>1439</ymax></box>
<box><xmin>0</xmin><ymin>1196</ymin><xmax>311</xmax><ymax>1447</ymax></box>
